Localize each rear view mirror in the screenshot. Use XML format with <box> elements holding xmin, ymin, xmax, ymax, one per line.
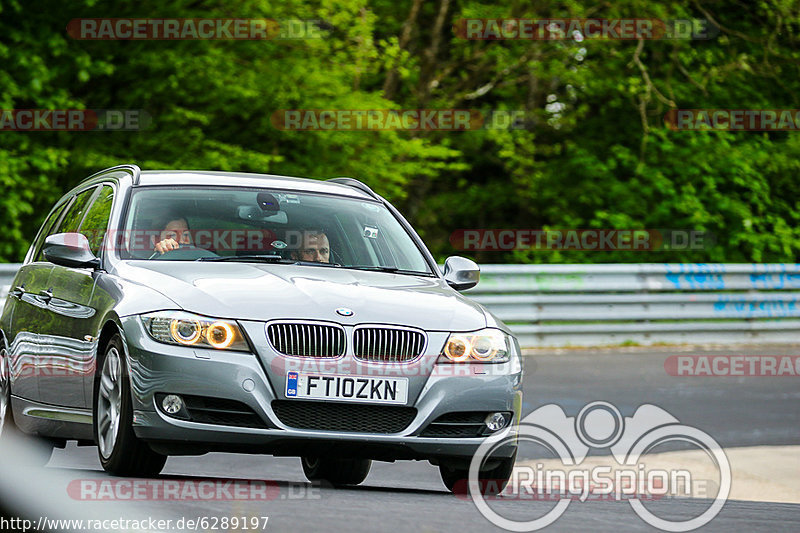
<box><xmin>237</xmin><ymin>206</ymin><xmax>288</xmax><ymax>224</ymax></box>
<box><xmin>257</xmin><ymin>192</ymin><xmax>280</xmax><ymax>213</ymax></box>
<box><xmin>443</xmin><ymin>256</ymin><xmax>480</xmax><ymax>291</ymax></box>
<box><xmin>43</xmin><ymin>233</ymin><xmax>100</xmax><ymax>269</ymax></box>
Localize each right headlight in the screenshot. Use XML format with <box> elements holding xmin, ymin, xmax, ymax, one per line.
<box><xmin>140</xmin><ymin>311</ymin><xmax>249</xmax><ymax>352</ymax></box>
<box><xmin>438</xmin><ymin>328</ymin><xmax>511</xmax><ymax>363</ymax></box>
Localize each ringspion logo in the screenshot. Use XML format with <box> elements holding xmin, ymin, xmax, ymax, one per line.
<box><xmin>469</xmin><ymin>402</ymin><xmax>730</xmax><ymax>531</ymax></box>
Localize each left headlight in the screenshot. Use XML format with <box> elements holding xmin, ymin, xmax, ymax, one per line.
<box><xmin>439</xmin><ymin>328</ymin><xmax>511</xmax><ymax>363</ymax></box>
<box><xmin>140</xmin><ymin>311</ymin><xmax>249</xmax><ymax>352</ymax></box>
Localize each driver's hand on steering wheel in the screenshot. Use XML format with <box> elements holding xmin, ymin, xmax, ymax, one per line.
<box><xmin>154</xmin><ymin>238</ymin><xmax>181</xmax><ymax>254</ymax></box>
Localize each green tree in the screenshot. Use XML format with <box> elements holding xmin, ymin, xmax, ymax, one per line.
<box><xmin>0</xmin><ymin>0</ymin><xmax>798</xmax><ymax>264</ymax></box>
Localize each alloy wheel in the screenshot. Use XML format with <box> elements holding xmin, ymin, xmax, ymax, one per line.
<box><xmin>0</xmin><ymin>349</ymin><xmax>9</xmax><ymax>437</ymax></box>
<box><xmin>97</xmin><ymin>347</ymin><xmax>122</xmax><ymax>459</ymax></box>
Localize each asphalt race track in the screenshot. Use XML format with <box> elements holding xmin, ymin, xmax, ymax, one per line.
<box><xmin>38</xmin><ymin>345</ymin><xmax>800</xmax><ymax>532</ymax></box>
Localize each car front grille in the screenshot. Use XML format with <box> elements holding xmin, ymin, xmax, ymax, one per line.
<box><xmin>271</xmin><ymin>400</ymin><xmax>417</xmax><ymax>433</ymax></box>
<box><xmin>267</xmin><ymin>322</ymin><xmax>346</xmax><ymax>358</ymax></box>
<box><xmin>353</xmin><ymin>327</ymin><xmax>426</xmax><ymax>363</ymax></box>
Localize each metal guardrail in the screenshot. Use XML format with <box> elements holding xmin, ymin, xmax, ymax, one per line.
<box><xmin>0</xmin><ymin>264</ymin><xmax>18</xmax><ymax>305</ymax></box>
<box><xmin>2</xmin><ymin>263</ymin><xmax>799</xmax><ymax>347</ymax></box>
<box><xmin>467</xmin><ymin>264</ymin><xmax>800</xmax><ymax>346</ymax></box>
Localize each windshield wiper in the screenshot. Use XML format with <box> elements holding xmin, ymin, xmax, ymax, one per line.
<box><xmin>198</xmin><ymin>256</ymin><xmax>425</xmax><ymax>275</ymax></box>
<box><xmin>197</xmin><ymin>254</ymin><xmax>290</xmax><ymax>263</ymax></box>
<box><xmin>346</xmin><ymin>265</ymin><xmax>432</xmax><ymax>276</ymax></box>
<box><xmin>292</xmin><ymin>260</ymin><xmax>343</xmax><ymax>268</ymax></box>
<box><xmin>197</xmin><ymin>255</ymin><xmax>344</xmax><ymax>268</ymax></box>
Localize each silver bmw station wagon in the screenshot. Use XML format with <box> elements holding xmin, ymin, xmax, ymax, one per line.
<box><xmin>0</xmin><ymin>165</ymin><xmax>522</xmax><ymax>492</ymax></box>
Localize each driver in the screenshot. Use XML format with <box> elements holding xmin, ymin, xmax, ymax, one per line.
<box><xmin>290</xmin><ymin>229</ymin><xmax>330</xmax><ymax>263</ymax></box>
<box><xmin>152</xmin><ymin>215</ymin><xmax>192</xmax><ymax>255</ymax></box>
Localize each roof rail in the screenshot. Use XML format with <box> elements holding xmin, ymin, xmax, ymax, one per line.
<box><xmin>82</xmin><ymin>164</ymin><xmax>142</xmax><ymax>185</ymax></box>
<box><xmin>327</xmin><ymin>177</ymin><xmax>379</xmax><ymax>199</ymax></box>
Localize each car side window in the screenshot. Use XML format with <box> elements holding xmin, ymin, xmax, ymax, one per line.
<box><xmin>57</xmin><ymin>187</ymin><xmax>99</xmax><ymax>234</ymax></box>
<box><xmin>33</xmin><ymin>187</ymin><xmax>98</xmax><ymax>263</ymax></box>
<box><xmin>28</xmin><ymin>202</ymin><xmax>69</xmax><ymax>263</ymax></box>
<box><xmin>78</xmin><ymin>185</ymin><xmax>114</xmax><ymax>256</ymax></box>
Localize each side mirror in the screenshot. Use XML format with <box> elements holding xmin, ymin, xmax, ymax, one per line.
<box><xmin>42</xmin><ymin>233</ymin><xmax>100</xmax><ymax>269</ymax></box>
<box><xmin>443</xmin><ymin>256</ymin><xmax>480</xmax><ymax>291</ymax></box>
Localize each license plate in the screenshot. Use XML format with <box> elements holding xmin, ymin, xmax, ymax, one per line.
<box><xmin>285</xmin><ymin>372</ymin><xmax>408</xmax><ymax>405</ymax></box>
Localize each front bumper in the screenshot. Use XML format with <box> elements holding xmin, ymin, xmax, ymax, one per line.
<box><xmin>121</xmin><ymin>316</ymin><xmax>523</xmax><ymax>461</ymax></box>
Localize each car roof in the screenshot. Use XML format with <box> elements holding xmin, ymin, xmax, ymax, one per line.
<box><xmin>134</xmin><ymin>170</ymin><xmax>375</xmax><ymax>200</ymax></box>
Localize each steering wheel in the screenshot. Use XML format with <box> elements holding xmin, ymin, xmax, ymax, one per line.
<box><xmin>148</xmin><ymin>245</ymin><xmax>218</xmax><ymax>261</ymax></box>
<box><xmin>330</xmin><ymin>248</ymin><xmax>345</xmax><ymax>265</ymax></box>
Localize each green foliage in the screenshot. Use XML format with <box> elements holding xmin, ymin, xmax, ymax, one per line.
<box><xmin>0</xmin><ymin>0</ymin><xmax>798</xmax><ymax>263</ymax></box>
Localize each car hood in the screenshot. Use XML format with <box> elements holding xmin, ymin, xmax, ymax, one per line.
<box><xmin>115</xmin><ymin>261</ymin><xmax>488</xmax><ymax>331</ymax></box>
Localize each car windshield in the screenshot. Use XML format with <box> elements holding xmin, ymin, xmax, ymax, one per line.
<box><xmin>119</xmin><ymin>186</ymin><xmax>433</xmax><ymax>275</ymax></box>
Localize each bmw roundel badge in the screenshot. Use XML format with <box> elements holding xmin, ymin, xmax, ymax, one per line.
<box><xmin>335</xmin><ymin>307</ymin><xmax>354</xmax><ymax>317</ymax></box>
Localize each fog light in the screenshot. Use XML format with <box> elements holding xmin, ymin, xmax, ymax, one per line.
<box><xmin>162</xmin><ymin>394</ymin><xmax>184</xmax><ymax>415</ymax></box>
<box><xmin>485</xmin><ymin>412</ymin><xmax>508</xmax><ymax>432</ymax></box>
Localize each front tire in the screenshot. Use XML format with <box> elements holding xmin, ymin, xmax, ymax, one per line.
<box><xmin>94</xmin><ymin>334</ymin><xmax>166</xmax><ymax>477</ymax></box>
<box><xmin>301</xmin><ymin>456</ymin><xmax>371</xmax><ymax>486</ymax></box>
<box><xmin>439</xmin><ymin>450</ymin><xmax>517</xmax><ymax>495</ymax></box>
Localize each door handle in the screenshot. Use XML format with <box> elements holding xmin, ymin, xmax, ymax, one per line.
<box><xmin>39</xmin><ymin>289</ymin><xmax>54</xmax><ymax>303</ymax></box>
